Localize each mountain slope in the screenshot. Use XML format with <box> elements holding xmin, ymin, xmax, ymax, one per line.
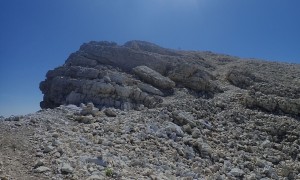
<box><xmin>0</xmin><ymin>41</ymin><xmax>300</xmax><ymax>179</ymax></box>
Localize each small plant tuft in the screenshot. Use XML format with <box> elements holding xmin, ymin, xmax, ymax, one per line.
<box><xmin>105</xmin><ymin>168</ymin><xmax>113</xmax><ymax>177</ymax></box>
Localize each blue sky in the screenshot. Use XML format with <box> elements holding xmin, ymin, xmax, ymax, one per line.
<box><xmin>0</xmin><ymin>0</ymin><xmax>300</xmax><ymax>117</ymax></box>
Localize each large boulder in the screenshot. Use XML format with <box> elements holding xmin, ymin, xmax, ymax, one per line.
<box><xmin>167</xmin><ymin>63</ymin><xmax>219</xmax><ymax>92</ymax></box>
<box><xmin>243</xmin><ymin>92</ymin><xmax>300</xmax><ymax>116</ymax></box>
<box><xmin>133</xmin><ymin>66</ymin><xmax>175</xmax><ymax>90</ymax></box>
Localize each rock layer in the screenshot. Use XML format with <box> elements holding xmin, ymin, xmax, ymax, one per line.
<box><xmin>40</xmin><ymin>41</ymin><xmax>219</xmax><ymax>110</ymax></box>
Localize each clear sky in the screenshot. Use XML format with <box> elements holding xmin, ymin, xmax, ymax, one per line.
<box><xmin>0</xmin><ymin>0</ymin><xmax>300</xmax><ymax>117</ymax></box>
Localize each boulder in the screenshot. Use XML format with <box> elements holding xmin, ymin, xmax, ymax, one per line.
<box><xmin>34</xmin><ymin>166</ymin><xmax>51</xmax><ymax>173</ymax></box>
<box><xmin>167</xmin><ymin>63</ymin><xmax>218</xmax><ymax>92</ymax></box>
<box><xmin>243</xmin><ymin>92</ymin><xmax>300</xmax><ymax>116</ymax></box>
<box><xmin>61</xmin><ymin>163</ymin><xmax>74</xmax><ymax>174</ymax></box>
<box><xmin>133</xmin><ymin>66</ymin><xmax>175</xmax><ymax>90</ymax></box>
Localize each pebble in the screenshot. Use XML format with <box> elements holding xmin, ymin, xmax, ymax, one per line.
<box><xmin>192</xmin><ymin>128</ymin><xmax>201</xmax><ymax>138</ymax></box>
<box><xmin>229</xmin><ymin>168</ymin><xmax>244</xmax><ymax>177</ymax></box>
<box><xmin>43</xmin><ymin>145</ymin><xmax>55</xmax><ymax>153</ymax></box>
<box><xmin>34</xmin><ymin>159</ymin><xmax>44</xmax><ymax>168</ymax></box>
<box><xmin>61</xmin><ymin>163</ymin><xmax>74</xmax><ymax>174</ymax></box>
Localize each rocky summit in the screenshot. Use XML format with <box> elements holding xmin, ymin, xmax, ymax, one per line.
<box><xmin>1</xmin><ymin>40</ymin><xmax>300</xmax><ymax>180</ymax></box>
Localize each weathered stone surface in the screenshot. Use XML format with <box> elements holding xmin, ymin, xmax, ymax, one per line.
<box><xmin>229</xmin><ymin>168</ymin><xmax>244</xmax><ymax>177</ymax></box>
<box><xmin>133</xmin><ymin>65</ymin><xmax>175</xmax><ymax>90</ymax></box>
<box><xmin>61</xmin><ymin>163</ymin><xmax>74</xmax><ymax>174</ymax></box>
<box><xmin>167</xmin><ymin>63</ymin><xmax>218</xmax><ymax>92</ymax></box>
<box><xmin>104</xmin><ymin>108</ymin><xmax>117</xmax><ymax>117</ymax></box>
<box><xmin>243</xmin><ymin>92</ymin><xmax>300</xmax><ymax>116</ymax></box>
<box><xmin>40</xmin><ymin>41</ymin><xmax>222</xmax><ymax>110</ymax></box>
<box><xmin>226</xmin><ymin>69</ymin><xmax>255</xmax><ymax>89</ymax></box>
<box><xmin>34</xmin><ymin>166</ymin><xmax>51</xmax><ymax>173</ymax></box>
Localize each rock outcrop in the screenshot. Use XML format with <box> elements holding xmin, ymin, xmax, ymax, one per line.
<box><xmin>40</xmin><ymin>40</ymin><xmax>220</xmax><ymax>110</ymax></box>
<box><xmin>40</xmin><ymin>40</ymin><xmax>300</xmax><ymax>118</ymax></box>
<box><xmin>1</xmin><ymin>40</ymin><xmax>300</xmax><ymax>179</ymax></box>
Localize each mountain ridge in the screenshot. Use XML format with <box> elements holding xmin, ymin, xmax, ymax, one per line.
<box><xmin>0</xmin><ymin>40</ymin><xmax>300</xmax><ymax>179</ymax></box>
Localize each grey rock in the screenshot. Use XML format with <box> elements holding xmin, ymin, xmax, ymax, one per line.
<box><xmin>229</xmin><ymin>168</ymin><xmax>244</xmax><ymax>177</ymax></box>
<box><xmin>104</xmin><ymin>108</ymin><xmax>117</xmax><ymax>117</ymax></box>
<box><xmin>133</xmin><ymin>65</ymin><xmax>175</xmax><ymax>90</ymax></box>
<box><xmin>5</xmin><ymin>115</ymin><xmax>20</xmax><ymax>121</ymax></box>
<box><xmin>34</xmin><ymin>166</ymin><xmax>51</xmax><ymax>173</ymax></box>
<box><xmin>40</xmin><ymin>40</ymin><xmax>221</xmax><ymax>110</ymax></box>
<box><xmin>85</xmin><ymin>157</ymin><xmax>107</xmax><ymax>167</ymax></box>
<box><xmin>245</xmin><ymin>173</ymin><xmax>257</xmax><ymax>180</ymax></box>
<box><xmin>43</xmin><ymin>145</ymin><xmax>55</xmax><ymax>153</ymax></box>
<box><xmin>80</xmin><ymin>103</ymin><xmax>100</xmax><ymax>116</ymax></box>
<box><xmin>137</xmin><ymin>83</ymin><xmax>164</xmax><ymax>96</ymax></box>
<box><xmin>61</xmin><ymin>163</ymin><xmax>74</xmax><ymax>174</ymax></box>
<box><xmin>165</xmin><ymin>122</ymin><xmax>184</xmax><ymax>137</ymax></box>
<box><xmin>192</xmin><ymin>128</ymin><xmax>201</xmax><ymax>138</ymax></box>
<box><xmin>115</xmin><ymin>85</ymin><xmax>133</xmax><ymax>98</ymax></box>
<box><xmin>86</xmin><ymin>175</ymin><xmax>103</xmax><ymax>180</ymax></box>
<box><xmin>226</xmin><ymin>69</ymin><xmax>256</xmax><ymax>89</ymax></box>
<box><xmin>172</xmin><ymin>111</ymin><xmax>196</xmax><ymax>127</ymax></box>
<box><xmin>34</xmin><ymin>159</ymin><xmax>44</xmax><ymax>168</ymax></box>
<box><xmin>194</xmin><ymin>141</ymin><xmax>212</xmax><ymax>158</ymax></box>
<box><xmin>243</xmin><ymin>92</ymin><xmax>300</xmax><ymax>116</ymax></box>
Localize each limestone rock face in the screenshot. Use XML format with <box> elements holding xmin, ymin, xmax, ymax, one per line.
<box><xmin>132</xmin><ymin>65</ymin><xmax>175</xmax><ymax>90</ymax></box>
<box><xmin>40</xmin><ymin>40</ymin><xmax>300</xmax><ymax>117</ymax></box>
<box><xmin>40</xmin><ymin>40</ymin><xmax>219</xmax><ymax>110</ymax></box>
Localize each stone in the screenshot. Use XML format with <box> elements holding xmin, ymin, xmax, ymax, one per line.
<box><xmin>172</xmin><ymin>111</ymin><xmax>196</xmax><ymax>127</ymax></box>
<box><xmin>137</xmin><ymin>83</ymin><xmax>164</xmax><ymax>96</ymax></box>
<box><xmin>115</xmin><ymin>85</ymin><xmax>133</xmax><ymax>98</ymax></box>
<box><xmin>192</xmin><ymin>128</ymin><xmax>201</xmax><ymax>138</ymax></box>
<box><xmin>133</xmin><ymin>65</ymin><xmax>175</xmax><ymax>90</ymax></box>
<box><xmin>226</xmin><ymin>69</ymin><xmax>255</xmax><ymax>89</ymax></box>
<box><xmin>86</xmin><ymin>175</ymin><xmax>103</xmax><ymax>180</ymax></box>
<box><xmin>182</xmin><ymin>124</ymin><xmax>192</xmax><ymax>134</ymax></box>
<box><xmin>61</xmin><ymin>163</ymin><xmax>74</xmax><ymax>174</ymax></box>
<box><xmin>104</xmin><ymin>108</ymin><xmax>117</xmax><ymax>117</ymax></box>
<box><xmin>34</xmin><ymin>159</ymin><xmax>44</xmax><ymax>168</ymax></box>
<box><xmin>245</xmin><ymin>173</ymin><xmax>257</xmax><ymax>180</ymax></box>
<box><xmin>52</xmin><ymin>132</ymin><xmax>59</xmax><ymax>138</ymax></box>
<box><xmin>229</xmin><ymin>168</ymin><xmax>244</xmax><ymax>177</ymax></box>
<box><xmin>43</xmin><ymin>145</ymin><xmax>55</xmax><ymax>153</ymax></box>
<box><xmin>34</xmin><ymin>166</ymin><xmax>51</xmax><ymax>173</ymax></box>
<box><xmin>80</xmin><ymin>103</ymin><xmax>100</xmax><ymax>116</ymax></box>
<box><xmin>165</xmin><ymin>122</ymin><xmax>184</xmax><ymax>137</ymax></box>
<box><xmin>261</xmin><ymin>139</ymin><xmax>272</xmax><ymax>148</ymax></box>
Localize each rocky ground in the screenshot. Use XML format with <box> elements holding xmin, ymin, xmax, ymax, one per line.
<box><xmin>1</xmin><ymin>41</ymin><xmax>300</xmax><ymax>179</ymax></box>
